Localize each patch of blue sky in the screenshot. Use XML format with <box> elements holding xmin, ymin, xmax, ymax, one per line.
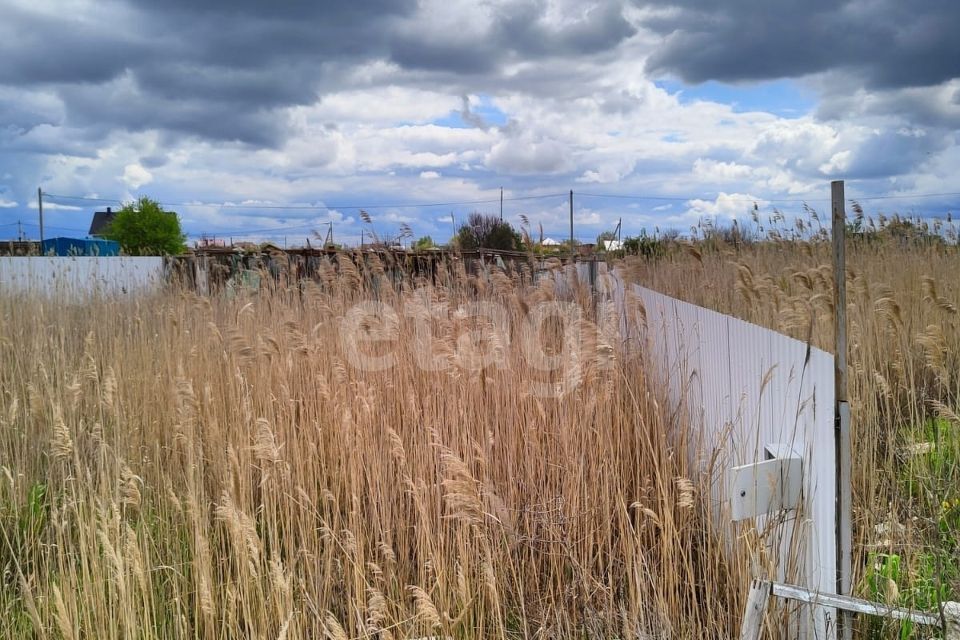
<box><xmin>431</xmin><ymin>95</ymin><xmax>509</xmax><ymax>129</ymax></box>
<box><xmin>656</xmin><ymin>78</ymin><xmax>815</xmax><ymax>118</ymax></box>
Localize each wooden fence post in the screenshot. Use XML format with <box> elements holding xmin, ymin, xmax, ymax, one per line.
<box><xmin>740</xmin><ymin>579</ymin><xmax>772</xmax><ymax>640</ymax></box>
<box><xmin>832</xmin><ymin>180</ymin><xmax>853</xmax><ymax>640</ymax></box>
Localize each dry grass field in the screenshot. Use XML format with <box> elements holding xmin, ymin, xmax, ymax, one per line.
<box><xmin>0</xmin><ymin>256</ymin><xmax>752</xmax><ymax>639</ymax></box>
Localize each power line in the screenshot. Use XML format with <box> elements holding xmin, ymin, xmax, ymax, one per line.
<box><xmin>578</xmin><ymin>192</ymin><xmax>725</xmax><ymax>202</ymax></box>
<box><xmin>13</xmin><ymin>221</ymin><xmax>91</xmax><ymax>233</ymax></box>
<box><xmin>576</xmin><ymin>190</ymin><xmax>960</xmax><ymax>204</ymax></box>
<box><xmin>35</xmin><ymin>194</ymin><xmax>116</xmax><ymax>204</ymax></box>
<box><xmin>576</xmin><ymin>191</ymin><xmax>832</xmax><ymax>204</ymax></box>
<box><xmin>195</xmin><ymin>222</ymin><xmax>324</xmax><ymax>236</ymax></box>
<box><xmin>25</xmin><ymin>197</ymin><xmax>340</xmax><ymax>236</ymax></box>
<box><xmin>36</xmin><ymin>191</ymin><xmax>572</xmax><ymax>238</ymax></box>
<box><xmin>852</xmin><ymin>191</ymin><xmax>960</xmax><ymax>201</ymax></box>
<box><xmin>39</xmin><ymin>189</ymin><xmax>960</xmax><ymax>218</ymax></box>
<box><xmin>40</xmin><ymin>191</ymin><xmax>569</xmax><ymax>211</ymax></box>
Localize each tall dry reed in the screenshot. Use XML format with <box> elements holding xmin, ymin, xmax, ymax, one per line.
<box><xmin>623</xmin><ymin>220</ymin><xmax>960</xmax><ymax>630</ymax></box>
<box><xmin>0</xmin><ymin>258</ymin><xmax>752</xmax><ymax>638</ymax></box>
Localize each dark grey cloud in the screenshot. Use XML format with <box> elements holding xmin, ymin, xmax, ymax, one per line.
<box><xmin>390</xmin><ymin>41</ymin><xmax>500</xmax><ymax>75</ymax></box>
<box><xmin>0</xmin><ymin>0</ymin><xmax>634</xmax><ymax>147</ymax></box>
<box><xmin>492</xmin><ymin>1</ymin><xmax>635</xmax><ymax>58</ymax></box>
<box><xmin>842</xmin><ymin>129</ymin><xmax>950</xmax><ymax>180</ymax></box>
<box><xmin>0</xmin><ymin>87</ymin><xmax>62</xmax><ymax>133</ymax></box>
<box><xmin>815</xmin><ymin>78</ymin><xmax>960</xmax><ymax>131</ymax></box>
<box><xmin>37</xmin><ymin>0</ymin><xmax>417</xmax><ymax>145</ymax></box>
<box><xmin>0</xmin><ymin>1</ymin><xmax>387</xmax><ymax>146</ymax></box>
<box><xmin>0</xmin><ymin>4</ymin><xmax>153</xmax><ymax>86</ymax></box>
<box><xmin>53</xmin><ymin>76</ymin><xmax>290</xmax><ymax>148</ymax></box>
<box><xmin>139</xmin><ymin>155</ymin><xmax>168</xmax><ymax>169</ymax></box>
<box><xmin>389</xmin><ymin>1</ymin><xmax>634</xmax><ymax>73</ymax></box>
<box><xmin>459</xmin><ymin>96</ymin><xmax>491</xmax><ymax>130</ymax></box>
<box><xmin>641</xmin><ymin>0</ymin><xmax>960</xmax><ymax>90</ymax></box>
<box><xmin>3</xmin><ymin>125</ymin><xmax>102</xmax><ymax>158</ymax></box>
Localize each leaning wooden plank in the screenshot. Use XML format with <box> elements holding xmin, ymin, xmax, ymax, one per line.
<box><xmin>769</xmin><ymin>581</ymin><xmax>940</xmax><ymax>626</ymax></box>
<box><xmin>739</xmin><ymin>579</ymin><xmax>772</xmax><ymax>640</ymax></box>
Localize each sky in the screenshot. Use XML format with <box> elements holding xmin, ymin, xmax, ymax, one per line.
<box><xmin>1</xmin><ymin>0</ymin><xmax>959</xmax><ymax>246</ymax></box>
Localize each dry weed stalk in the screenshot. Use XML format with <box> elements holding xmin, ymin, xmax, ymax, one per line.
<box><xmin>0</xmin><ymin>258</ymin><xmax>754</xmax><ymax>639</ymax></box>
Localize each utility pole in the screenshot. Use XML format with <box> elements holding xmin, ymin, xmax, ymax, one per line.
<box><xmin>17</xmin><ymin>220</ymin><xmax>23</xmax><ymax>242</ymax></box>
<box><xmin>569</xmin><ymin>189</ymin><xmax>574</xmax><ymax>260</ymax></box>
<box><xmin>832</xmin><ymin>179</ymin><xmax>852</xmax><ymax>640</ymax></box>
<box><xmin>609</xmin><ymin>218</ymin><xmax>622</xmax><ymax>251</ymax></box>
<box><xmin>37</xmin><ymin>187</ymin><xmax>44</xmax><ymax>245</ymax></box>
<box><xmin>618</xmin><ymin>217</ymin><xmax>622</xmax><ymax>245</ymax></box>
<box><xmin>500</xmin><ymin>187</ymin><xmax>503</xmax><ymax>221</ymax></box>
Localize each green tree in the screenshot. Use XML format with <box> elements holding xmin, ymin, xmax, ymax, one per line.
<box><xmin>101</xmin><ymin>197</ymin><xmax>187</xmax><ymax>255</ymax></box>
<box><xmin>623</xmin><ymin>231</ymin><xmax>668</xmax><ymax>260</ymax></box>
<box><xmin>413</xmin><ymin>235</ymin><xmax>435</xmax><ymax>250</ymax></box>
<box><xmin>454</xmin><ymin>213</ymin><xmax>521</xmax><ymax>251</ymax></box>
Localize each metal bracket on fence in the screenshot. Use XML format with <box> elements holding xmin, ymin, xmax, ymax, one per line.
<box><xmin>729</xmin><ymin>443</ymin><xmax>803</xmax><ymax>522</ymax></box>
<box><xmin>739</xmin><ymin>579</ymin><xmax>960</xmax><ymax>640</ymax></box>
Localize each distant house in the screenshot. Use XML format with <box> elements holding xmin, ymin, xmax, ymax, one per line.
<box><xmin>88</xmin><ymin>207</ymin><xmax>116</xmax><ymax>237</ymax></box>
<box><xmin>196</xmin><ymin>235</ymin><xmax>226</xmax><ymax>248</ymax></box>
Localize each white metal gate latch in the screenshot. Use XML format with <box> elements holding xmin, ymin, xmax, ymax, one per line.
<box><xmin>729</xmin><ymin>443</ymin><xmax>803</xmax><ymax>522</ymax></box>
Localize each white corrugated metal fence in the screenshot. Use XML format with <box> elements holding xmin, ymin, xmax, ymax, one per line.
<box><xmin>562</xmin><ymin>261</ymin><xmax>837</xmax><ymax>638</ymax></box>
<box><xmin>0</xmin><ymin>257</ymin><xmax>166</xmax><ymax>297</ymax></box>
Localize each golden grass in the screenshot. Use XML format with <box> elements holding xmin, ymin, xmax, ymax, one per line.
<box><xmin>0</xmin><ymin>258</ymin><xmax>753</xmax><ymax>639</ymax></box>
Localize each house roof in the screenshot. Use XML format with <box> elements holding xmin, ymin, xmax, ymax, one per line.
<box><xmin>88</xmin><ymin>208</ymin><xmax>115</xmax><ymax>236</ymax></box>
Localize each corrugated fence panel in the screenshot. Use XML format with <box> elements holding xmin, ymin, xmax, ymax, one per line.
<box><xmin>695</xmin><ymin>303</ymin><xmax>733</xmax><ymax>465</ymax></box>
<box><xmin>628</xmin><ymin>281</ymin><xmax>837</xmax><ymax>639</ymax></box>
<box><xmin>0</xmin><ymin>257</ymin><xmax>166</xmax><ymax>297</ymax></box>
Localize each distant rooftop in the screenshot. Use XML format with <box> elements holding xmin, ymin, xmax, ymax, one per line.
<box><xmin>89</xmin><ymin>207</ymin><xmax>115</xmax><ymax>237</ymax></box>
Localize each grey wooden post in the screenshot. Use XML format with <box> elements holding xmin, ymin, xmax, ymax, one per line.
<box><xmin>739</xmin><ymin>579</ymin><xmax>771</xmax><ymax>640</ymax></box>
<box><xmin>832</xmin><ymin>179</ymin><xmax>853</xmax><ymax>640</ymax></box>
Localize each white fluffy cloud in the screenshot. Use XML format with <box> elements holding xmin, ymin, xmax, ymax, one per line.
<box><xmin>684</xmin><ymin>193</ymin><xmax>768</xmax><ymax>221</ymax></box>
<box><xmin>122</xmin><ymin>163</ymin><xmax>153</xmax><ymax>189</ymax></box>
<box><xmin>485</xmin><ymin>134</ymin><xmax>572</xmax><ymax>175</ymax></box>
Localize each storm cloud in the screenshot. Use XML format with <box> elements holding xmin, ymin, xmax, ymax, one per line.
<box><xmin>641</xmin><ymin>0</ymin><xmax>960</xmax><ymax>90</ymax></box>
<box><xmin>0</xmin><ymin>0</ymin><xmax>636</xmax><ymax>146</ymax></box>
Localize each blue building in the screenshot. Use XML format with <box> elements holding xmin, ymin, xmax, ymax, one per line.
<box><xmin>41</xmin><ymin>237</ymin><xmax>121</xmax><ymax>256</ymax></box>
